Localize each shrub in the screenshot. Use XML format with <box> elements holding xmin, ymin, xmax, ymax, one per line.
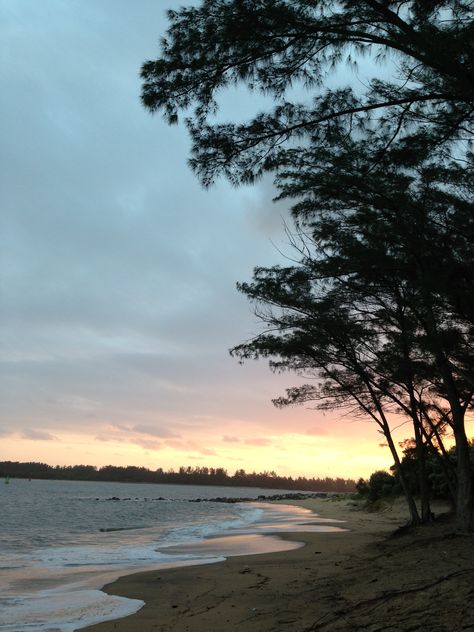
<box><xmin>367</xmin><ymin>470</ymin><xmax>397</xmax><ymax>502</ymax></box>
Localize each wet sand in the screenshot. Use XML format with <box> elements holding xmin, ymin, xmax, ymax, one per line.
<box><xmin>83</xmin><ymin>497</ymin><xmax>474</xmax><ymax>631</ymax></box>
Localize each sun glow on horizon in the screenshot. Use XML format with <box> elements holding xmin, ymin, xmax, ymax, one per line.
<box><xmin>4</xmin><ymin>412</ymin><xmax>472</xmax><ymax>482</ymax></box>
<box><xmin>1</xmin><ymin>423</ymin><xmax>396</xmax><ymax>480</ymax></box>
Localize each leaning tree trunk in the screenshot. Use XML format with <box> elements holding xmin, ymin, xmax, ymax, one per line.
<box><xmin>452</xmin><ymin>408</ymin><xmax>473</xmax><ymax>531</ymax></box>
<box><xmin>395</xmin><ymin>310</ymin><xmax>432</xmax><ymax>522</ymax></box>
<box><xmin>434</xmin><ymin>361</ymin><xmax>473</xmax><ymax>531</ymax></box>
<box><xmin>418</xmin><ymin>300</ymin><xmax>473</xmax><ymax>531</ymax></box>
<box><xmin>384</xmin><ymin>424</ymin><xmax>420</xmax><ymax>525</ymax></box>
<box><xmin>413</xmin><ymin>419</ymin><xmax>432</xmax><ymax>522</ymax></box>
<box><xmin>405</xmin><ymin>382</ymin><xmax>432</xmax><ymax>522</ymax></box>
<box><xmin>420</xmin><ymin>414</ymin><xmax>457</xmax><ymax>505</ymax></box>
<box><xmin>434</xmin><ymin>357</ymin><xmax>473</xmax><ymax>531</ymax></box>
<box><xmin>364</xmin><ymin>372</ymin><xmax>421</xmax><ymax>525</ymax></box>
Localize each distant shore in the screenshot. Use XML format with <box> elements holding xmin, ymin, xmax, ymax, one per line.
<box><xmin>0</xmin><ymin>461</ymin><xmax>356</xmax><ymax>493</ymax></box>
<box><xmin>83</xmin><ymin>496</ymin><xmax>473</xmax><ymax>631</ymax></box>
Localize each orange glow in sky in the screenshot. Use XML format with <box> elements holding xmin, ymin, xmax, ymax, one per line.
<box><xmin>5</xmin><ymin>398</ymin><xmax>472</xmax><ymax>482</ymax></box>
<box><xmin>0</xmin><ymin>406</ymin><xmax>437</xmax><ymax>481</ymax></box>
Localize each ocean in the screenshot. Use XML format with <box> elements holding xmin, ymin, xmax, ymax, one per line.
<box><xmin>0</xmin><ymin>479</ymin><xmax>344</xmax><ymax>631</ymax></box>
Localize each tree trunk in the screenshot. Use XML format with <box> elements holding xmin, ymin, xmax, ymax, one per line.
<box><xmin>413</xmin><ymin>418</ymin><xmax>433</xmax><ymax>522</ymax></box>
<box><xmin>395</xmin><ymin>306</ymin><xmax>432</xmax><ymax>522</ymax></box>
<box><xmin>418</xmin><ymin>301</ymin><xmax>473</xmax><ymax>531</ymax></box>
<box><xmin>434</xmin><ymin>364</ymin><xmax>472</xmax><ymax>531</ymax></box>
<box><xmin>384</xmin><ymin>426</ymin><xmax>420</xmax><ymax>525</ymax></box>
<box><xmin>452</xmin><ymin>410</ymin><xmax>473</xmax><ymax>531</ymax></box>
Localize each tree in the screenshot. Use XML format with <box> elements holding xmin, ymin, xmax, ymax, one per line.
<box><xmin>231</xmin><ymin>145</ymin><xmax>474</xmax><ymax>527</ymax></box>
<box><xmin>269</xmin><ymin>136</ymin><xmax>474</xmax><ymax>528</ymax></box>
<box><xmin>142</xmin><ymin>1</ymin><xmax>474</xmax><ymax>529</ymax></box>
<box><xmin>231</xmin><ymin>250</ymin><xmax>423</xmax><ymax>523</ymax></box>
<box><xmin>367</xmin><ymin>470</ymin><xmax>397</xmax><ymax>502</ymax></box>
<box><xmin>394</xmin><ymin>438</ymin><xmax>474</xmax><ymax>503</ymax></box>
<box><xmin>141</xmin><ymin>0</ymin><xmax>474</xmax><ymax>185</ymax></box>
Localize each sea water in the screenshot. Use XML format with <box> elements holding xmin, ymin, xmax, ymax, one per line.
<box><xmin>0</xmin><ymin>479</ymin><xmax>344</xmax><ymax>631</ymax></box>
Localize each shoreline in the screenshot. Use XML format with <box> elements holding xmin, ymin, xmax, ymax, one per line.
<box><xmin>3</xmin><ymin>491</ymin><xmax>341</xmax><ymax>632</ymax></box>
<box><xmin>80</xmin><ymin>496</ymin><xmax>474</xmax><ymax>632</ymax></box>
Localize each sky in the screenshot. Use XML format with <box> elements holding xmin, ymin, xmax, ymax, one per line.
<box><xmin>0</xmin><ymin>0</ymin><xmax>411</xmax><ymax>479</ymax></box>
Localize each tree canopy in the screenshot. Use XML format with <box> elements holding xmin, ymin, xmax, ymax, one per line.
<box><xmin>142</xmin><ymin>0</ymin><xmax>474</xmax><ymax>185</ymax></box>
<box><xmin>231</xmin><ymin>161</ymin><xmax>474</xmax><ymax>523</ymax></box>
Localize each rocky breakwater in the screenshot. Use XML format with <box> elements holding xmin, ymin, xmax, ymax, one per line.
<box><xmin>99</xmin><ymin>492</ymin><xmax>344</xmax><ymax>503</ymax></box>
<box><xmin>188</xmin><ymin>492</ymin><xmax>334</xmax><ymax>504</ymax></box>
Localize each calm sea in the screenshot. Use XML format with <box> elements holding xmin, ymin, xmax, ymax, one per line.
<box><xmin>0</xmin><ymin>479</ymin><xmax>343</xmax><ymax>631</ymax></box>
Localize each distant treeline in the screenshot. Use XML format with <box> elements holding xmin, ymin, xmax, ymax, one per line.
<box><xmin>0</xmin><ymin>461</ymin><xmax>356</xmax><ymax>492</ymax></box>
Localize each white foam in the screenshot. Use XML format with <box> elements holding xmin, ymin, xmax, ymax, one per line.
<box><xmin>1</xmin><ymin>556</ymin><xmax>227</xmax><ymax>631</ymax></box>
<box><xmin>31</xmin><ymin>543</ymin><xmax>173</xmax><ymax>568</ymax></box>
<box><xmin>0</xmin><ymin>589</ymin><xmax>143</xmax><ymax>632</ymax></box>
<box><xmin>161</xmin><ymin>504</ymin><xmax>265</xmax><ymax>546</ymax></box>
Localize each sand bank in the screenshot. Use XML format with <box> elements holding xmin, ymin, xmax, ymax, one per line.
<box><xmin>83</xmin><ymin>497</ymin><xmax>474</xmax><ymax>631</ymax></box>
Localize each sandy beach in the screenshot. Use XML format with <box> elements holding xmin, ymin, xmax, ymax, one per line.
<box><xmin>83</xmin><ymin>497</ymin><xmax>474</xmax><ymax>632</ymax></box>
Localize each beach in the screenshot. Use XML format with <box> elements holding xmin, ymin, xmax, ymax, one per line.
<box><xmin>3</xmin><ymin>480</ymin><xmax>338</xmax><ymax>631</ymax></box>
<box><xmin>83</xmin><ymin>496</ymin><xmax>474</xmax><ymax>632</ymax></box>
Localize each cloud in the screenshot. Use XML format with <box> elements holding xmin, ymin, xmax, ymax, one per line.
<box><xmin>95</xmin><ymin>435</ymin><xmax>113</xmax><ymax>442</ymax></box>
<box><xmin>21</xmin><ymin>429</ymin><xmax>56</xmax><ymax>441</ymax></box>
<box><xmin>305</xmin><ymin>427</ymin><xmax>329</xmax><ymax>436</ymax></box>
<box><xmin>244</xmin><ymin>437</ymin><xmax>272</xmax><ymax>447</ymax></box>
<box><xmin>0</xmin><ymin>17</ymin><xmax>296</xmax><ymax>443</ymax></box>
<box><xmin>199</xmin><ymin>447</ymin><xmax>218</xmax><ymax>456</ymax></box>
<box><xmin>184</xmin><ymin>440</ymin><xmax>218</xmax><ymax>457</ymax></box>
<box><xmin>0</xmin><ymin>1</ymin><xmax>383</xmax><ymax>478</ymax></box>
<box><xmin>133</xmin><ymin>437</ymin><xmax>162</xmax><ymax>451</ymax></box>
<box><xmin>95</xmin><ymin>429</ymin><xmax>162</xmax><ymax>452</ymax></box>
<box><xmin>131</xmin><ymin>424</ymin><xmax>180</xmax><ymax>439</ymax></box>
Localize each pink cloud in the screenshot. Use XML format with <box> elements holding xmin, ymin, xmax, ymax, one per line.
<box><xmin>222</xmin><ymin>435</ymin><xmax>240</xmax><ymax>443</ymax></box>
<box><xmin>132</xmin><ymin>424</ymin><xmax>180</xmax><ymax>439</ymax></box>
<box><xmin>244</xmin><ymin>437</ymin><xmax>272</xmax><ymax>447</ymax></box>
<box><xmin>134</xmin><ymin>437</ymin><xmax>162</xmax><ymax>451</ymax></box>
<box><xmin>199</xmin><ymin>447</ymin><xmax>217</xmax><ymax>456</ymax></box>
<box><xmin>305</xmin><ymin>427</ymin><xmax>329</xmax><ymax>436</ymax></box>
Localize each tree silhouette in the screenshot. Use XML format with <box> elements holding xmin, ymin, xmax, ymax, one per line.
<box><xmin>141</xmin><ymin>0</ymin><xmax>474</xmax><ymax>185</ymax></box>
<box><xmin>232</xmin><ymin>146</ymin><xmax>474</xmax><ymax>527</ymax></box>
<box><xmin>141</xmin><ymin>0</ymin><xmax>474</xmax><ymax>530</ymax></box>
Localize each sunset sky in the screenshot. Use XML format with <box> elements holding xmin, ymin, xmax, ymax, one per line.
<box><xmin>2</xmin><ymin>0</ymin><xmax>460</xmax><ymax>480</ymax></box>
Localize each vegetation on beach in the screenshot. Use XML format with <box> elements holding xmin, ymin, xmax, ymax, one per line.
<box><xmin>0</xmin><ymin>461</ymin><xmax>356</xmax><ymax>491</ymax></box>
<box><xmin>359</xmin><ymin>438</ymin><xmax>474</xmax><ymax>504</ymax></box>
<box><xmin>141</xmin><ymin>1</ymin><xmax>474</xmax><ymax>530</ymax></box>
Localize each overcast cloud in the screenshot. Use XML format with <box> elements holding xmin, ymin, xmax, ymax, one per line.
<box><xmin>0</xmin><ymin>0</ymin><xmax>396</xmax><ymax>477</ymax></box>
